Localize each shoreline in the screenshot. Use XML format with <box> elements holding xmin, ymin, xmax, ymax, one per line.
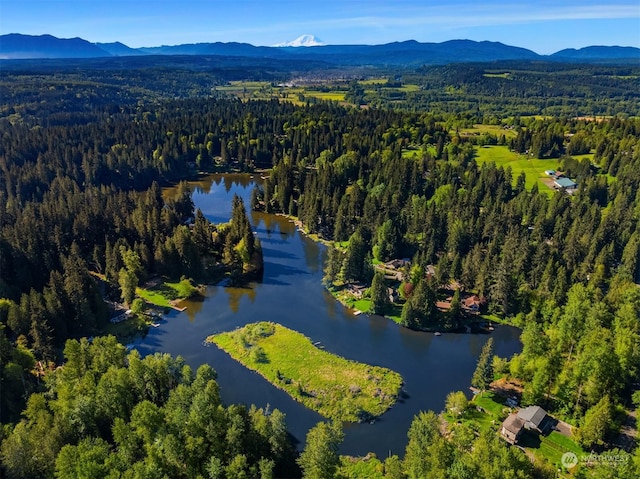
<box><xmin>271</xmin><ymin>209</ymin><xmax>511</xmax><ymax>335</ymax></box>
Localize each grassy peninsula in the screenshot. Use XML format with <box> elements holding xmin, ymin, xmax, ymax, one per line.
<box><xmin>207</xmin><ymin>322</ymin><xmax>403</xmax><ymax>422</ymax></box>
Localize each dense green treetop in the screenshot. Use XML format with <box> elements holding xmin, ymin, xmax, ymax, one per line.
<box><xmin>0</xmin><ymin>336</ymin><xmax>297</xmax><ymax>478</ymax></box>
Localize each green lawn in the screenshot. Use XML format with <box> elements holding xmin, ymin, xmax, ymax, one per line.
<box><xmin>353</xmin><ymin>298</ymin><xmax>372</xmax><ymax>313</ymax></box>
<box><xmin>445</xmin><ymin>392</ymin><xmax>507</xmax><ymax>434</ymax></box>
<box><xmin>474</xmin><ymin>145</ymin><xmax>561</xmax><ymax>195</ymax></box>
<box><xmin>136</xmin><ymin>287</ymin><xmax>172</xmax><ymax>308</ymax></box>
<box><xmin>136</xmin><ymin>278</ymin><xmax>200</xmax><ymax>308</ymax></box>
<box><xmin>521</xmin><ymin>430</ymin><xmax>585</xmax><ymax>471</ymax></box>
<box><xmin>571</xmin><ymin>153</ymin><xmax>595</xmax><ymax>162</ymax></box>
<box><xmin>474</xmin><ymin>392</ymin><xmax>507</xmax><ymax>417</ymax></box>
<box><xmin>207</xmin><ymin>322</ymin><xmax>403</xmax><ymax>422</ymax></box>
<box><xmin>336</xmin><ymin>292</ymin><xmax>402</xmax><ymax>323</ymax></box>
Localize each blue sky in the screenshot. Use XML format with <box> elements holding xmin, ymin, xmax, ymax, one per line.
<box><xmin>2</xmin><ymin>0</ymin><xmax>639</xmax><ymax>54</ymax></box>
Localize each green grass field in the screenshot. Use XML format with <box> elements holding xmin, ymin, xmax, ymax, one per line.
<box><xmin>539</xmin><ymin>431</ymin><xmax>585</xmax><ymax>468</ymax></box>
<box><xmin>136</xmin><ymin>287</ymin><xmax>172</xmax><ymax>308</ymax></box>
<box><xmin>359</xmin><ymin>78</ymin><xmax>388</xmax><ymax>85</ymax></box>
<box><xmin>304</xmin><ymin>90</ymin><xmax>346</xmax><ymax>102</ymax></box>
<box><xmin>396</xmin><ymin>84</ymin><xmax>421</xmax><ymax>93</ymax></box>
<box><xmin>474</xmin><ymin>392</ymin><xmax>507</xmax><ymax>417</ymax></box>
<box><xmin>457</xmin><ymin>124</ymin><xmax>518</xmax><ymax>139</ymax></box>
<box><xmin>208</xmin><ymin>322</ymin><xmax>403</xmax><ymax>422</ymax></box>
<box><xmin>474</xmin><ymin>145</ymin><xmax>561</xmax><ymax>195</ymax></box>
<box><xmin>136</xmin><ymin>278</ymin><xmax>200</xmax><ymax>308</ymax></box>
<box><xmin>520</xmin><ymin>430</ymin><xmax>585</xmax><ymax>472</ymax></box>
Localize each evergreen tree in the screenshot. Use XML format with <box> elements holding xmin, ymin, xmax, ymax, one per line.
<box><xmin>192</xmin><ymin>209</ymin><xmax>213</xmax><ymax>255</ymax></box>
<box><xmin>577</xmin><ymin>395</ymin><xmax>612</xmax><ymax>448</ymax></box>
<box><xmin>340</xmin><ymin>229</ymin><xmax>368</xmax><ymax>283</ymax></box>
<box><xmin>118</xmin><ymin>268</ymin><xmax>137</xmax><ymax>307</ymax></box>
<box><xmin>297</xmin><ymin>421</ymin><xmax>344</xmax><ymax>479</ymax></box>
<box><xmin>369</xmin><ymin>271</ymin><xmax>390</xmax><ymax>315</ymax></box>
<box><xmin>471</xmin><ymin>338</ymin><xmax>494</xmax><ymax>395</ymax></box>
<box><xmin>449</xmin><ymin>289</ymin><xmax>462</xmax><ymax>320</ymax></box>
<box><xmin>400</xmin><ymin>299</ymin><xmax>419</xmax><ymax>329</ymax></box>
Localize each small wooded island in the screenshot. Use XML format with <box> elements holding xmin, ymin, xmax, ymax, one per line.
<box><xmin>207</xmin><ymin>322</ymin><xmax>403</xmax><ymax>422</ymax></box>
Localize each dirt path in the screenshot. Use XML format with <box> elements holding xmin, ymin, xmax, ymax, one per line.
<box><xmin>612</xmin><ymin>410</ymin><xmax>637</xmax><ymax>452</ymax></box>
<box><xmin>554</xmin><ymin>419</ymin><xmax>573</xmax><ymax>438</ymax></box>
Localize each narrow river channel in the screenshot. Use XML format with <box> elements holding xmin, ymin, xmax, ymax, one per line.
<box><xmin>133</xmin><ymin>173</ymin><xmax>522</xmax><ymax>457</ymax></box>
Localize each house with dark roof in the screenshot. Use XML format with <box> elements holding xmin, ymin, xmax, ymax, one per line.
<box><xmin>501</xmin><ymin>413</ymin><xmax>525</xmax><ymax>444</ymax></box>
<box><xmin>517</xmin><ymin>405</ymin><xmax>551</xmax><ymax>434</ymax></box>
<box><xmin>345</xmin><ymin>283</ymin><xmax>367</xmax><ymax>299</ymax></box>
<box><xmin>384</xmin><ymin>258</ymin><xmax>411</xmax><ymax>270</ymax></box>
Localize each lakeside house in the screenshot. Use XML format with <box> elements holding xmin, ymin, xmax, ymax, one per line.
<box><xmin>384</xmin><ymin>258</ymin><xmax>411</xmax><ymax>270</ymax></box>
<box><xmin>500</xmin><ymin>405</ymin><xmax>551</xmax><ymax>444</ymax></box>
<box><xmin>110</xmin><ymin>309</ymin><xmax>133</xmax><ymax>324</ymax></box>
<box><xmin>517</xmin><ymin>405</ymin><xmax>551</xmax><ymax>434</ymax></box>
<box><xmin>345</xmin><ymin>283</ymin><xmax>367</xmax><ymax>299</ymax></box>
<box><xmin>462</xmin><ymin>294</ymin><xmax>483</xmax><ymax>313</ymax></box>
<box><xmin>501</xmin><ymin>414</ymin><xmax>525</xmax><ymax>444</ymax></box>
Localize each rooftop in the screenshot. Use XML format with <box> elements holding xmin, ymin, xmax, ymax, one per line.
<box><xmin>517</xmin><ymin>405</ymin><xmax>548</xmax><ymax>428</ymax></box>
<box><xmin>502</xmin><ymin>413</ymin><xmax>525</xmax><ymax>434</ymax></box>
<box><xmin>554</xmin><ymin>177</ymin><xmax>577</xmax><ymax>188</ymax></box>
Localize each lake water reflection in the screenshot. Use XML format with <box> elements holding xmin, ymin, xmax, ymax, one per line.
<box><xmin>137</xmin><ymin>174</ymin><xmax>522</xmax><ymax>456</ymax></box>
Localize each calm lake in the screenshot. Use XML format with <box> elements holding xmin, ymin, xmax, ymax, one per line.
<box><xmin>135</xmin><ymin>173</ymin><xmax>522</xmax><ymax>456</ymax></box>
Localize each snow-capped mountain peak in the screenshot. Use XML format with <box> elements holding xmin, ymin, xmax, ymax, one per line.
<box><xmin>274</xmin><ymin>34</ymin><xmax>325</xmax><ymax>47</ymax></box>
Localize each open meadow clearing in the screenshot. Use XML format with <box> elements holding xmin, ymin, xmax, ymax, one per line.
<box><xmin>208</xmin><ymin>322</ymin><xmax>403</xmax><ymax>422</ymax></box>
<box><xmin>474</xmin><ymin>145</ymin><xmax>562</xmax><ymax>194</ymax></box>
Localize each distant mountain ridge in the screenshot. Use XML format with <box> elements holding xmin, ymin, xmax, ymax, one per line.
<box><xmin>0</xmin><ymin>33</ymin><xmax>110</xmax><ymax>59</ymax></box>
<box><xmin>1</xmin><ymin>33</ymin><xmax>638</xmax><ymax>65</ymax></box>
<box><xmin>551</xmin><ymin>45</ymin><xmax>640</xmax><ymax>60</ymax></box>
<box><xmin>95</xmin><ymin>41</ymin><xmax>144</xmax><ymax>57</ymax></box>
